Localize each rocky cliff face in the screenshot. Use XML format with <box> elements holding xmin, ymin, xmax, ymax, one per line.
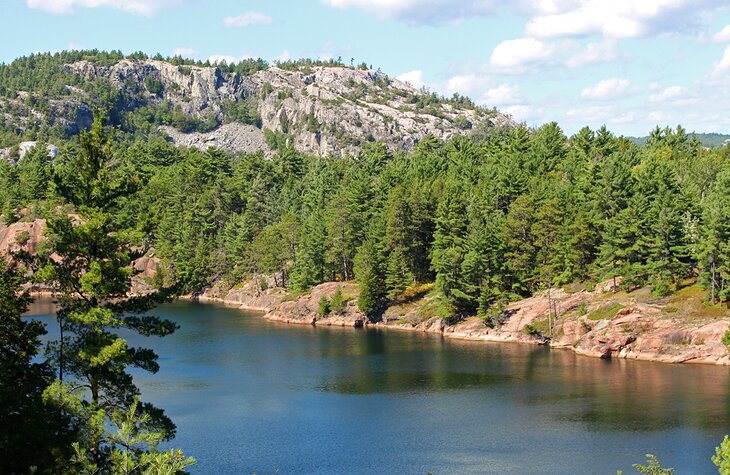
<box><xmin>57</xmin><ymin>59</ymin><xmax>512</xmax><ymax>157</ymax></box>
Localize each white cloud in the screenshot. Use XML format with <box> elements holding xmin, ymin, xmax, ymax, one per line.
<box><xmin>648</xmin><ymin>85</ymin><xmax>685</xmax><ymax>102</ymax></box>
<box><xmin>396</xmin><ymin>70</ymin><xmax>425</xmax><ymax>88</ymax></box>
<box><xmin>707</xmin><ymin>24</ymin><xmax>730</xmax><ymax>42</ymax></box>
<box><xmin>565</xmin><ymin>39</ymin><xmax>618</xmax><ymax>67</ymax></box>
<box><xmin>444</xmin><ymin>74</ymin><xmax>489</xmax><ymax>95</ymax></box>
<box><xmin>224</xmin><ymin>12</ymin><xmax>273</xmax><ymax>27</ymax></box>
<box><xmin>524</xmin><ymin>0</ymin><xmax>719</xmax><ymax>39</ymax></box>
<box><xmin>172</xmin><ymin>47</ymin><xmax>198</xmax><ymax>58</ymax></box>
<box><xmin>709</xmin><ymin>45</ymin><xmax>730</xmax><ymax>78</ymax></box>
<box><xmin>274</xmin><ymin>50</ymin><xmax>291</xmax><ymax>62</ymax></box>
<box><xmin>502</xmin><ymin>104</ymin><xmax>544</xmax><ymax>122</ymax></box>
<box><xmin>580</xmin><ymin>77</ymin><xmax>630</xmax><ymax>100</ymax></box>
<box><xmin>27</xmin><ymin>0</ymin><xmax>177</xmax><ymax>15</ymax></box>
<box><xmin>648</xmin><ymin>111</ymin><xmax>673</xmax><ymax>123</ymax></box>
<box><xmin>611</xmin><ymin>111</ymin><xmax>636</xmax><ymax>124</ymax></box>
<box><xmin>565</xmin><ymin>105</ymin><xmax>615</xmax><ymax>121</ymax></box>
<box><xmin>483</xmin><ymin>83</ymin><xmax>522</xmax><ymax>105</ymax></box>
<box><xmin>490</xmin><ymin>37</ymin><xmax>555</xmax><ymax>72</ymax></box>
<box><xmin>320</xmin><ymin>0</ymin><xmax>497</xmax><ymax>25</ymax></box>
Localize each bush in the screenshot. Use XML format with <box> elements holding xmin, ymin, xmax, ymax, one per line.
<box><xmin>144</xmin><ymin>77</ymin><xmax>164</xmax><ymax>96</ymax></box>
<box><xmin>330</xmin><ymin>288</ymin><xmax>345</xmax><ymax>313</ymax></box>
<box><xmin>722</xmin><ymin>329</ymin><xmax>730</xmax><ymax>348</ymax></box>
<box><xmin>712</xmin><ymin>434</ymin><xmax>730</xmax><ymax>474</ymax></box>
<box><xmin>631</xmin><ymin>454</ymin><xmax>674</xmax><ymax>474</ymax></box>
<box><xmin>316</xmin><ymin>296</ymin><xmax>331</xmax><ymax>317</ymax></box>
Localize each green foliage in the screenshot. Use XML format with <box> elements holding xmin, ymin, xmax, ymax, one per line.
<box><xmin>143</xmin><ymin>76</ymin><xmax>164</xmax><ymax>95</ymax></box>
<box><xmin>587</xmin><ymin>303</ymin><xmax>624</xmax><ymax>321</ymax></box>
<box><xmin>632</xmin><ymin>454</ymin><xmax>674</xmax><ymax>475</ymax></box>
<box><xmin>355</xmin><ymin>240</ymin><xmax>385</xmax><ymax>316</ymax></box>
<box><xmin>0</xmin><ymin>260</ymin><xmax>76</xmax><ymax>473</ymax></box>
<box><xmin>722</xmin><ymin>329</ymin><xmax>730</xmax><ymax>348</ymax></box>
<box><xmin>317</xmin><ymin>295</ymin><xmax>331</xmax><ymax>316</ymax></box>
<box><xmin>28</xmin><ymin>112</ymin><xmax>191</xmax><ymax>471</ymax></box>
<box><xmin>331</xmin><ymin>288</ymin><xmax>346</xmax><ymax>313</ymax></box>
<box><xmin>713</xmin><ymin>435</ymin><xmax>730</xmax><ymax>474</ymax></box>
<box><xmin>222</xmin><ymin>97</ymin><xmax>261</xmax><ymax>127</ymax></box>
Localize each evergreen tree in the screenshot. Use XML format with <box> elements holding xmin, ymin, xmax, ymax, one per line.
<box><xmin>431</xmin><ymin>189</ymin><xmax>471</xmax><ymax>313</ymax></box>
<box><xmin>0</xmin><ymin>260</ymin><xmax>76</xmax><ymax>473</ymax></box>
<box><xmin>699</xmin><ymin>166</ymin><xmax>730</xmax><ymax>303</ymax></box>
<box><xmin>35</xmin><ymin>114</ymin><xmax>192</xmax><ymax>471</ymax></box>
<box><xmin>354</xmin><ymin>239</ymin><xmax>385</xmax><ymax>316</ymax></box>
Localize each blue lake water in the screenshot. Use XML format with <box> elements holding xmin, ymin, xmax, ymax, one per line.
<box><xmin>26</xmin><ymin>298</ymin><xmax>730</xmax><ymax>474</ymax></box>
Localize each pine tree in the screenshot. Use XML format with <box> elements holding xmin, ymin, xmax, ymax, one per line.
<box><xmin>0</xmin><ymin>260</ymin><xmax>75</xmax><ymax>473</ymax></box>
<box><xmin>35</xmin><ymin>114</ymin><xmax>191</xmax><ymax>470</ymax></box>
<box><xmin>354</xmin><ymin>240</ymin><xmax>385</xmax><ymax>316</ymax></box>
<box><xmin>699</xmin><ymin>167</ymin><xmax>730</xmax><ymax>303</ymax></box>
<box><xmin>383</xmin><ymin>187</ymin><xmax>415</xmax><ymax>297</ymax></box>
<box><xmin>431</xmin><ymin>189</ymin><xmax>471</xmax><ymax>313</ymax></box>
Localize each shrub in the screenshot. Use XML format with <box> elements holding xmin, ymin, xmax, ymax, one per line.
<box><xmin>712</xmin><ymin>434</ymin><xmax>730</xmax><ymax>474</ymax></box>
<box><xmin>722</xmin><ymin>329</ymin><xmax>730</xmax><ymax>348</ymax></box>
<box><xmin>631</xmin><ymin>454</ymin><xmax>674</xmax><ymax>474</ymax></box>
<box><xmin>260</xmin><ymin>82</ymin><xmax>273</xmax><ymax>99</ymax></box>
<box><xmin>144</xmin><ymin>77</ymin><xmax>164</xmax><ymax>95</ymax></box>
<box><xmin>317</xmin><ymin>296</ymin><xmax>331</xmax><ymax>317</ymax></box>
<box><xmin>13</xmin><ymin>230</ymin><xmax>30</xmax><ymax>246</ymax></box>
<box><xmin>330</xmin><ymin>288</ymin><xmax>345</xmax><ymax>313</ymax></box>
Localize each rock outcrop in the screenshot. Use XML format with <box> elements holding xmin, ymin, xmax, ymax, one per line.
<box><xmin>0</xmin><ymin>217</ymin><xmax>162</xmax><ymax>295</ymax></box>
<box><xmin>158</xmin><ymin>123</ymin><xmax>272</xmax><ymax>157</ymax></box>
<box><xmin>209</xmin><ymin>276</ymin><xmax>730</xmax><ymax>366</ymax></box>
<box><xmin>0</xmin><ymin>219</ymin><xmax>46</xmax><ymax>256</ymax></box>
<box><xmin>30</xmin><ymin>59</ymin><xmax>513</xmax><ymax>157</ymax></box>
<box><xmin>264</xmin><ymin>282</ymin><xmax>367</xmax><ymax>327</ymax></box>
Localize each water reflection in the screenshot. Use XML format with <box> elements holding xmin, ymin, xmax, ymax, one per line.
<box><xmin>24</xmin><ymin>299</ymin><xmax>730</xmax><ymax>474</ymax></box>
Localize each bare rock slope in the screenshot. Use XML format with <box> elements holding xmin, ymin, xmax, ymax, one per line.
<box><xmin>61</xmin><ymin>59</ymin><xmax>512</xmax><ymax>157</ymax></box>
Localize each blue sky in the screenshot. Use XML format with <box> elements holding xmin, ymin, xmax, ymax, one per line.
<box><xmin>2</xmin><ymin>0</ymin><xmax>730</xmax><ymax>136</ymax></box>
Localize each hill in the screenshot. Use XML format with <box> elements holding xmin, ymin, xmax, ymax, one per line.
<box><xmin>0</xmin><ymin>51</ymin><xmax>512</xmax><ymax>158</ymax></box>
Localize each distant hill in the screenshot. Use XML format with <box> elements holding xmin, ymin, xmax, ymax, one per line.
<box><xmin>0</xmin><ymin>51</ymin><xmax>513</xmax><ymax>158</ymax></box>
<box><xmin>628</xmin><ymin>132</ymin><xmax>730</xmax><ymax>148</ymax></box>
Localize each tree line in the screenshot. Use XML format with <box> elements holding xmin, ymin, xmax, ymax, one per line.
<box><xmin>2</xmin><ymin>111</ymin><xmax>730</xmax><ymax>471</ymax></box>
<box><xmin>3</xmin><ymin>119</ymin><xmax>730</xmax><ymax>316</ymax></box>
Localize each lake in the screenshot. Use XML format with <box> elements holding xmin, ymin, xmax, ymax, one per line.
<box><xmin>26</xmin><ymin>299</ymin><xmax>730</xmax><ymax>474</ymax></box>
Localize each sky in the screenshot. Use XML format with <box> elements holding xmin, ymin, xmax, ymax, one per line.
<box><xmin>2</xmin><ymin>0</ymin><xmax>730</xmax><ymax>137</ymax></box>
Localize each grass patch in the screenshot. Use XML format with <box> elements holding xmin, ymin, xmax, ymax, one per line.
<box><xmin>393</xmin><ymin>283</ymin><xmax>435</xmax><ymax>304</ymax></box>
<box><xmin>586</xmin><ymin>303</ymin><xmax>624</xmax><ymax>321</ymax></box>
<box><xmin>666</xmin><ymin>283</ymin><xmax>729</xmax><ymax>320</ymax></box>
<box><xmin>524</xmin><ymin>318</ymin><xmax>549</xmax><ymax>335</ymax></box>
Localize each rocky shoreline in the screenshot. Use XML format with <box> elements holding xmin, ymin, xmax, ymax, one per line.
<box><xmin>191</xmin><ymin>280</ymin><xmax>730</xmax><ymax>367</ymax></box>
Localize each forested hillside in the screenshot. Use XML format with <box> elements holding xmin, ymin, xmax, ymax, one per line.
<box><xmin>4</xmin><ymin>112</ymin><xmax>730</xmax><ymax>318</ymax></box>
<box><xmin>3</xmin><ymin>49</ymin><xmax>730</xmax><ymax>473</ymax></box>
<box><xmin>0</xmin><ymin>50</ymin><xmax>509</xmax><ymax>159</ymax></box>
<box><xmin>1</xmin><ymin>51</ymin><xmax>730</xmax><ymax>326</ymax></box>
